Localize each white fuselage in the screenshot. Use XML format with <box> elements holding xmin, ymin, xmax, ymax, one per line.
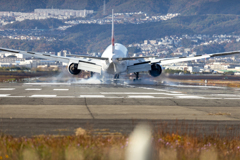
<box><xmin>101</xmin><ymin>43</ymin><xmax>128</xmax><ymax>74</ymax></box>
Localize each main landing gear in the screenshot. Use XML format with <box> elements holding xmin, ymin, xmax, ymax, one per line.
<box><xmin>90</xmin><ymin>72</ymin><xmax>94</xmax><ymax>78</ymax></box>
<box><xmin>113</xmin><ymin>74</ymin><xmax>120</xmax><ymax>84</ymax></box>
<box><xmin>133</xmin><ymin>72</ymin><xmax>141</xmax><ymax>82</ymax></box>
<box><xmin>114</xmin><ymin>74</ymin><xmax>119</xmax><ymax>79</ymax></box>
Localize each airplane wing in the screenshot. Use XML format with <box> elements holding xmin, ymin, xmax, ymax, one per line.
<box><xmin>126</xmin><ymin>50</ymin><xmax>240</xmax><ymax>73</ymax></box>
<box><xmin>0</xmin><ymin>47</ymin><xmax>106</xmax><ymax>74</ymax></box>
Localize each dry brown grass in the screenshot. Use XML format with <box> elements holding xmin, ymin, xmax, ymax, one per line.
<box><xmin>0</xmin><ymin>126</ymin><xmax>240</xmax><ymax>160</ymax></box>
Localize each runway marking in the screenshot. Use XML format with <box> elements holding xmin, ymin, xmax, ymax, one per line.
<box><xmin>0</xmin><ymin>94</ymin><xmax>10</xmax><ymax>97</ymax></box>
<box><xmin>138</xmin><ymin>87</ymin><xmax>182</xmax><ymax>94</ymax></box>
<box><xmin>153</xmin><ymin>97</ymin><xmax>173</xmax><ymax>99</ymax></box>
<box><xmin>24</xmin><ymin>83</ymin><xmax>71</xmax><ymax>86</ymax></box>
<box><xmin>56</xmin><ymin>96</ymin><xmax>75</xmax><ymax>98</ymax></box>
<box><xmin>29</xmin><ymin>95</ymin><xmax>57</xmax><ymax>98</ymax></box>
<box><xmin>104</xmin><ymin>97</ymin><xmax>124</xmax><ymax>98</ymax></box>
<box><xmin>8</xmin><ymin>96</ymin><xmax>26</xmax><ymax>97</ymax></box>
<box><xmin>168</xmin><ymin>84</ymin><xmax>227</xmax><ymax>89</ymax></box>
<box><xmin>100</xmin><ymin>92</ymin><xmax>183</xmax><ymax>95</ymax></box>
<box><xmin>25</xmin><ymin>88</ymin><xmax>42</xmax><ymax>90</ymax></box>
<box><xmin>0</xmin><ymin>88</ymin><xmax>15</xmax><ymax>90</ymax></box>
<box><xmin>128</xmin><ymin>95</ymin><xmax>154</xmax><ymax>98</ymax></box>
<box><xmin>176</xmin><ymin>96</ymin><xmax>204</xmax><ymax>99</ymax></box>
<box><xmin>224</xmin><ymin>98</ymin><xmax>240</xmax><ymax>99</ymax></box>
<box><xmin>165</xmin><ymin>94</ymin><xmax>185</xmax><ymax>96</ymax></box>
<box><xmin>153</xmin><ymin>89</ymin><xmax>166</xmax><ymax>91</ymax></box>
<box><xmin>80</xmin><ymin>95</ymin><xmax>105</xmax><ymax>98</ymax></box>
<box><xmin>53</xmin><ymin>89</ymin><xmax>69</xmax><ymax>91</ymax></box>
<box><xmin>168</xmin><ymin>91</ymin><xmax>182</xmax><ymax>94</ymax></box>
<box><xmin>200</xmin><ymin>98</ymin><xmax>222</xmax><ymax>99</ymax></box>
<box><xmin>212</xmin><ymin>94</ymin><xmax>240</xmax><ymax>97</ymax></box>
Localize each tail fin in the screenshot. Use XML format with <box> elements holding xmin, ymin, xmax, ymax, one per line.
<box><xmin>111</xmin><ymin>9</ymin><xmax>115</xmax><ymax>54</ymax></box>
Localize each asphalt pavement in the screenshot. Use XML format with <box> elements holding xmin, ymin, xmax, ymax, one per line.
<box><xmin>0</xmin><ymin>82</ymin><xmax>240</xmax><ymax>137</ymax></box>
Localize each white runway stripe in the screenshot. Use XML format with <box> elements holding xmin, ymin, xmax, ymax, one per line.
<box><xmin>0</xmin><ymin>94</ymin><xmax>10</xmax><ymax>97</ymax></box>
<box><xmin>25</xmin><ymin>88</ymin><xmax>42</xmax><ymax>90</ymax></box>
<box><xmin>8</xmin><ymin>96</ymin><xmax>26</xmax><ymax>97</ymax></box>
<box><xmin>104</xmin><ymin>97</ymin><xmax>124</xmax><ymax>98</ymax></box>
<box><xmin>53</xmin><ymin>89</ymin><xmax>69</xmax><ymax>91</ymax></box>
<box><xmin>152</xmin><ymin>97</ymin><xmax>173</xmax><ymax>99</ymax></box>
<box><xmin>153</xmin><ymin>89</ymin><xmax>168</xmax><ymax>91</ymax></box>
<box><xmin>80</xmin><ymin>95</ymin><xmax>105</xmax><ymax>98</ymax></box>
<box><xmin>29</xmin><ymin>95</ymin><xmax>57</xmax><ymax>98</ymax></box>
<box><xmin>224</xmin><ymin>98</ymin><xmax>240</xmax><ymax>99</ymax></box>
<box><xmin>0</xmin><ymin>88</ymin><xmax>15</xmax><ymax>90</ymax></box>
<box><xmin>165</xmin><ymin>94</ymin><xmax>185</xmax><ymax>96</ymax></box>
<box><xmin>212</xmin><ymin>94</ymin><xmax>240</xmax><ymax>97</ymax></box>
<box><xmin>24</xmin><ymin>83</ymin><xmax>71</xmax><ymax>86</ymax></box>
<box><xmin>128</xmin><ymin>95</ymin><xmax>154</xmax><ymax>98</ymax></box>
<box><xmin>153</xmin><ymin>89</ymin><xmax>182</xmax><ymax>93</ymax></box>
<box><xmin>176</xmin><ymin>96</ymin><xmax>204</xmax><ymax>99</ymax></box>
<box><xmin>56</xmin><ymin>96</ymin><xmax>75</xmax><ymax>98</ymax></box>
<box><xmin>168</xmin><ymin>91</ymin><xmax>182</xmax><ymax>94</ymax></box>
<box><xmin>200</xmin><ymin>98</ymin><xmax>222</xmax><ymax>99</ymax></box>
<box><xmin>101</xmin><ymin>92</ymin><xmax>183</xmax><ymax>95</ymax></box>
<box><xmin>168</xmin><ymin>84</ymin><xmax>227</xmax><ymax>89</ymax></box>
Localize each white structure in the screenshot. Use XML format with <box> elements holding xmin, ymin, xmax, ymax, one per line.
<box><xmin>34</xmin><ymin>9</ymin><xmax>93</xmax><ymax>18</ymax></box>
<box><xmin>0</xmin><ymin>52</ymin><xmax>23</xmax><ymax>58</ymax></box>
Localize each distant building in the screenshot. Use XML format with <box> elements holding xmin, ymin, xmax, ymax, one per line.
<box><xmin>149</xmin><ymin>40</ymin><xmax>157</xmax><ymax>45</ymax></box>
<box><xmin>144</xmin><ymin>40</ymin><xmax>148</xmax><ymax>45</ymax></box>
<box><xmin>62</xmin><ymin>50</ymin><xmax>67</xmax><ymax>57</ymax></box>
<box><xmin>0</xmin><ymin>52</ymin><xmax>23</xmax><ymax>58</ymax></box>
<box><xmin>34</xmin><ymin>9</ymin><xmax>94</xmax><ymax>18</ymax></box>
<box><xmin>173</xmin><ymin>52</ymin><xmax>184</xmax><ymax>56</ymax></box>
<box><xmin>57</xmin><ymin>51</ymin><xmax>62</xmax><ymax>57</ymax></box>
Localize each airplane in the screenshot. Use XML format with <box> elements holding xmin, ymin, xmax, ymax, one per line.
<box><xmin>0</xmin><ymin>9</ymin><xmax>240</xmax><ymax>82</ymax></box>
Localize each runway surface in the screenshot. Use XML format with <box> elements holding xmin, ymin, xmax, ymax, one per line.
<box><xmin>1</xmin><ymin>82</ymin><xmax>240</xmax><ymax>137</ymax></box>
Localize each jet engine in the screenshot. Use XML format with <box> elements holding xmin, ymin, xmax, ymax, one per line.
<box><xmin>68</xmin><ymin>63</ymin><xmax>81</xmax><ymax>75</ymax></box>
<box><xmin>148</xmin><ymin>63</ymin><xmax>162</xmax><ymax>77</ymax></box>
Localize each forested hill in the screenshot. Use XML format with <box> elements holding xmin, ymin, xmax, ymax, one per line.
<box><xmin>3</xmin><ymin>19</ymin><xmax>64</xmax><ymax>29</ymax></box>
<box><xmin>65</xmin><ymin>14</ymin><xmax>240</xmax><ymax>52</ymax></box>
<box><xmin>0</xmin><ymin>0</ymin><xmax>240</xmax><ymax>15</ymax></box>
<box><xmin>1</xmin><ymin>14</ymin><xmax>239</xmax><ymax>53</ymax></box>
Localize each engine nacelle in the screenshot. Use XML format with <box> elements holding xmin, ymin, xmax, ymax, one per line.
<box><xmin>148</xmin><ymin>63</ymin><xmax>162</xmax><ymax>77</ymax></box>
<box><xmin>68</xmin><ymin>63</ymin><xmax>81</xmax><ymax>75</ymax></box>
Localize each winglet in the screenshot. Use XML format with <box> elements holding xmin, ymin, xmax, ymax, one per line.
<box><xmin>111</xmin><ymin>9</ymin><xmax>115</xmax><ymax>54</ymax></box>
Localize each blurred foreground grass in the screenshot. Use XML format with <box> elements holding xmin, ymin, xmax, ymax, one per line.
<box><xmin>1</xmin><ymin>127</ymin><xmax>240</xmax><ymax>160</ymax></box>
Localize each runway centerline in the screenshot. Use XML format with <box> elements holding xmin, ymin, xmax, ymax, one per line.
<box><xmin>0</xmin><ymin>88</ymin><xmax>15</xmax><ymax>90</ymax></box>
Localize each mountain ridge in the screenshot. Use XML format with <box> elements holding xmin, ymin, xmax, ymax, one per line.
<box><xmin>0</xmin><ymin>0</ymin><xmax>240</xmax><ymax>16</ymax></box>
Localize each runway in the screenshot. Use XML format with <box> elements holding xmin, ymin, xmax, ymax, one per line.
<box><xmin>1</xmin><ymin>82</ymin><xmax>240</xmax><ymax>137</ymax></box>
